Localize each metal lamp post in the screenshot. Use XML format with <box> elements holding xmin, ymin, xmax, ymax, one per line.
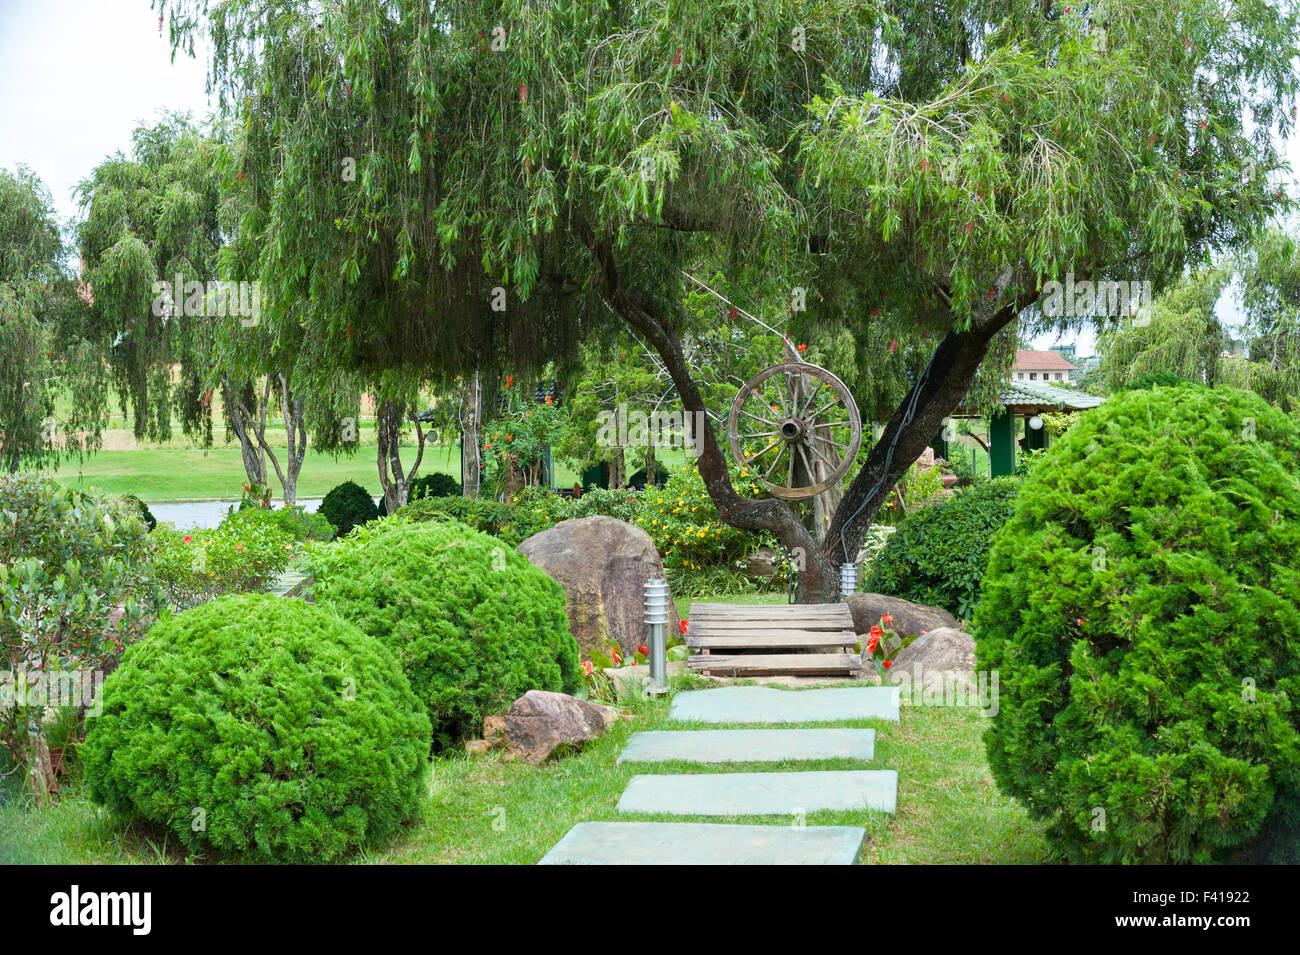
<box><xmin>643</xmin><ymin>577</ymin><xmax>670</xmax><ymax>695</ymax></box>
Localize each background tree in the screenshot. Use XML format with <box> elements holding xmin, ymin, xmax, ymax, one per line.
<box><xmin>1235</xmin><ymin>225</ymin><xmax>1300</xmax><ymax>413</ymax></box>
<box><xmin>76</xmin><ymin>112</ymin><xmax>223</xmax><ymax>445</ymax></box>
<box><xmin>0</xmin><ymin>166</ymin><xmax>108</xmax><ymax>472</ymax></box>
<box><xmin>162</xmin><ymin>0</ymin><xmax>1298</xmax><ymax>599</ymax></box>
<box><xmin>1097</xmin><ymin>268</ymin><xmax>1230</xmax><ymax>392</ymax></box>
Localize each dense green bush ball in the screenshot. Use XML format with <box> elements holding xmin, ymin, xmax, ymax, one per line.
<box><xmin>310</xmin><ymin>521</ymin><xmax>581</xmax><ymax>747</ymax></box>
<box><xmin>866</xmin><ymin>477</ymin><xmax>1020</xmax><ymax>618</ymax></box>
<box><xmin>319</xmin><ymin>480</ymin><xmax>378</xmax><ymax>536</ymax></box>
<box><xmin>81</xmin><ymin>593</ymin><xmax>430</xmax><ymax>863</ymax></box>
<box><xmin>974</xmin><ymin>382</ymin><xmax>1300</xmax><ymax>863</ymax></box>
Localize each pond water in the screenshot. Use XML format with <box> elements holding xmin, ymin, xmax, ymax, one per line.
<box><xmin>150</xmin><ymin>499</ymin><xmax>327</xmax><ymax>530</ymax></box>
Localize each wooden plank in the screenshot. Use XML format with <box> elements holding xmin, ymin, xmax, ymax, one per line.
<box><xmin>688</xmin><ymin>630</ymin><xmax>858</xmax><ymax>649</ymax></box>
<box><xmin>690</xmin><ymin>621</ymin><xmax>852</xmax><ymax>633</ymax></box>
<box><xmin>690</xmin><ymin>612</ymin><xmax>853</xmax><ymax>623</ymax></box>
<box><xmin>690</xmin><ymin>603</ymin><xmax>850</xmax><ymax>615</ymax></box>
<box><xmin>686</xmin><ymin>653</ymin><xmax>862</xmax><ymax>676</ymax></box>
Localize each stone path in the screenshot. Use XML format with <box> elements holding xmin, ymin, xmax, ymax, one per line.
<box><xmin>540</xmin><ymin>685</ymin><xmax>899</xmax><ymax>865</ymax></box>
<box><xmin>618</xmin><ymin>728</ymin><xmax>875</xmax><ymax>764</ymax></box>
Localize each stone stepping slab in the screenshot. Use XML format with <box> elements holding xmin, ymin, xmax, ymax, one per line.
<box><xmin>616</xmin><ymin>769</ymin><xmax>898</xmax><ymax>816</ymax></box>
<box><xmin>538</xmin><ymin>821</ymin><xmax>865</xmax><ymax>865</ymax></box>
<box><xmin>618</xmin><ymin>728</ymin><xmax>875</xmax><ymax>764</ymax></box>
<box><xmin>669</xmin><ymin>686</ymin><xmax>900</xmax><ymax>724</ymax></box>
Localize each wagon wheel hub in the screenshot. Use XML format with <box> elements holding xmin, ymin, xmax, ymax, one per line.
<box><xmin>779</xmin><ymin>418</ymin><xmax>805</xmax><ymax>442</ymax></box>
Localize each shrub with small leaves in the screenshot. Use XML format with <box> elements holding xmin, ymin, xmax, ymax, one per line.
<box><xmin>975</xmin><ymin>382</ymin><xmax>1300</xmax><ymax>864</ymax></box>
<box><xmin>309</xmin><ymin>520</ymin><xmax>580</xmax><ymax>749</ymax></box>
<box><xmin>866</xmin><ymin>478</ymin><xmax>1020</xmax><ymax>618</ymax></box>
<box><xmin>151</xmin><ymin>517</ymin><xmax>297</xmax><ymax>610</ymax></box>
<box><xmin>318</xmin><ymin>480</ymin><xmax>378</xmax><ymax>536</ymax></box>
<box><xmin>81</xmin><ymin>593</ymin><xmax>430</xmax><ymax>863</ymax></box>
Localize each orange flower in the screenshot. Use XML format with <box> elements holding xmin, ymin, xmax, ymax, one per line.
<box><xmin>545</xmin><ymin>395</ymin><xmax>553</xmax><ymax>405</ymax></box>
<box><xmin>881</xmin><ymin>612</ymin><xmax>893</xmax><ymax>626</ymax></box>
<box><xmin>505</xmin><ymin>434</ymin><xmax>512</xmax><ymax>441</ymax></box>
<box><xmin>485</xmin><ymin>443</ymin><xmax>493</xmax><ymax>450</ymax></box>
<box><xmin>797</xmin><ymin>343</ymin><xmax>807</xmax><ymax>353</ymax></box>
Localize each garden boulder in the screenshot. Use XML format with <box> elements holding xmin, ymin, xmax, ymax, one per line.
<box><xmin>886</xmin><ymin>627</ymin><xmax>976</xmax><ymax>678</ymax></box>
<box><xmin>846</xmin><ymin>593</ymin><xmax>959</xmax><ymax>637</ymax></box>
<box><xmin>518</xmin><ymin>516</ymin><xmax>680</xmax><ymax>658</ymax></box>
<box><xmin>482</xmin><ymin>690</ymin><xmax>619</xmax><ymax>764</ymax></box>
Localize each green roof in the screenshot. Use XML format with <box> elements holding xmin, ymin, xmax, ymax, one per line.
<box><xmin>999</xmin><ymin>380</ymin><xmax>1105</xmax><ymax>411</ymax></box>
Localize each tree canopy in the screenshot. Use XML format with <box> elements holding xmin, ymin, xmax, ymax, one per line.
<box><xmin>161</xmin><ymin>0</ymin><xmax>1300</xmax><ymax>598</ymax></box>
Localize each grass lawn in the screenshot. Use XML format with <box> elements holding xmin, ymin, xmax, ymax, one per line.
<box><xmin>42</xmin><ymin>445</ymin><xmax>690</xmax><ymax>503</ymax></box>
<box><xmin>0</xmin><ymin>678</ymin><xmax>1050</xmax><ymax>865</ymax></box>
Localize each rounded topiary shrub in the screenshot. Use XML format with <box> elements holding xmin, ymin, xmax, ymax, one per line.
<box><xmin>865</xmin><ymin>477</ymin><xmax>1020</xmax><ymax>619</ymax></box>
<box><xmin>974</xmin><ymin>382</ymin><xmax>1300</xmax><ymax>863</ymax></box>
<box><xmin>81</xmin><ymin>593</ymin><xmax>430</xmax><ymax>863</ymax></box>
<box><xmin>319</xmin><ymin>480</ymin><xmax>378</xmax><ymax>536</ymax></box>
<box><xmin>120</xmin><ymin>493</ymin><xmax>157</xmax><ymax>531</ymax></box>
<box><xmin>309</xmin><ymin>521</ymin><xmax>580</xmax><ymax>747</ymax></box>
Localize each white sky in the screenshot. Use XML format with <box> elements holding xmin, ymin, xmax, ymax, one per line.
<box><xmin>1</xmin><ymin>0</ymin><xmax>1295</xmax><ymax>358</ymax></box>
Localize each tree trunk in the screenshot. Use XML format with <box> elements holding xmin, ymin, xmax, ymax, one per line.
<box><xmin>25</xmin><ymin>727</ymin><xmax>56</xmax><ymax>805</ymax></box>
<box><xmin>376</xmin><ymin>400</ymin><xmax>424</xmax><ymax>512</ymax></box>
<box><xmin>222</xmin><ymin>374</ymin><xmax>267</xmax><ymax>487</ymax></box>
<box><xmin>645</xmin><ymin>441</ymin><xmax>658</xmax><ymax>487</ymax></box>
<box><xmin>259</xmin><ymin>375</ymin><xmax>306</xmax><ymax>506</ymax></box>
<box><xmin>461</xmin><ymin>372</ymin><xmax>481</xmax><ymax>498</ymax></box>
<box><xmin>609</xmin><ymin>446</ymin><xmax>626</xmax><ymax>490</ymax></box>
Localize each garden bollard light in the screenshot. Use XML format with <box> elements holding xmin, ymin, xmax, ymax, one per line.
<box><xmin>840</xmin><ymin>560</ymin><xmax>857</xmax><ymax>599</ymax></box>
<box><xmin>643</xmin><ymin>577</ymin><xmax>670</xmax><ymax>696</ymax></box>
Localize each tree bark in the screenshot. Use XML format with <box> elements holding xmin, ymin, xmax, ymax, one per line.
<box><xmin>222</xmin><ymin>374</ymin><xmax>267</xmax><ymax>488</ymax></box>
<box><xmin>461</xmin><ymin>372</ymin><xmax>481</xmax><ymax>498</ymax></box>
<box><xmin>258</xmin><ymin>375</ymin><xmax>306</xmax><ymax>506</ymax></box>
<box><xmin>376</xmin><ymin>400</ymin><xmax>424</xmax><ymax>512</ymax></box>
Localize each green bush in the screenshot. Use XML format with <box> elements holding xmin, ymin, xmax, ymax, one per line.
<box><xmin>974</xmin><ymin>382</ymin><xmax>1300</xmax><ymax>863</ymax></box>
<box><xmin>223</xmin><ymin>502</ymin><xmax>336</xmax><ymax>542</ymax></box>
<box><xmin>309</xmin><ymin>521</ymin><xmax>580</xmax><ymax>748</ymax></box>
<box><xmin>396</xmin><ymin>494</ymin><xmax>526</xmax><ymax>544</ymax></box>
<box><xmin>120</xmin><ymin>493</ymin><xmax>157</xmax><ymax>531</ymax></box>
<box><xmin>0</xmin><ymin>475</ymin><xmax>161</xmax><ymax>797</ymax></box>
<box><xmin>319</xmin><ymin>480</ymin><xmax>378</xmax><ymax>536</ymax></box>
<box><xmin>411</xmin><ymin>472</ymin><xmax>460</xmax><ymax>500</ymax></box>
<box><xmin>82</xmin><ymin>594</ymin><xmax>430</xmax><ymax>862</ymax></box>
<box><xmin>865</xmin><ymin>478</ymin><xmax>1020</xmax><ymax>619</ymax></box>
<box><xmin>152</xmin><ymin>518</ymin><xmax>297</xmax><ymax>609</ymax></box>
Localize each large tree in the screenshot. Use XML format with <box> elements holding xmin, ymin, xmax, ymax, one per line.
<box><xmin>162</xmin><ymin>0</ymin><xmax>1298</xmax><ymax>599</ymax></box>
<box><xmin>0</xmin><ymin>166</ymin><xmax>107</xmax><ymax>472</ymax></box>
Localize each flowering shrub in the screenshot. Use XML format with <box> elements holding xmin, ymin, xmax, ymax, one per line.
<box><xmin>152</xmin><ymin>517</ymin><xmax>297</xmax><ymax>610</ymax></box>
<box><xmin>223</xmin><ymin>502</ymin><xmax>337</xmax><ymax>542</ymax></box>
<box><xmin>976</xmin><ymin>382</ymin><xmax>1300</xmax><ymax>863</ymax></box>
<box><xmin>82</xmin><ymin>593</ymin><xmax>430</xmax><ymax>862</ymax></box>
<box><xmin>0</xmin><ymin>475</ymin><xmax>162</xmax><ymax>801</ymax></box>
<box><xmin>638</xmin><ymin>465</ymin><xmax>773</xmax><ymax>572</ymax></box>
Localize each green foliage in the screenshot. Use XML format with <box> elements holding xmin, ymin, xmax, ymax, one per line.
<box><xmin>974</xmin><ymin>382</ymin><xmax>1300</xmax><ymax>863</ymax></box>
<box><xmin>411</xmin><ymin>472</ymin><xmax>460</xmax><ymax>499</ymax></box>
<box><xmin>639</xmin><ymin>465</ymin><xmax>774</xmax><ymax>572</ymax></box>
<box><xmin>309</xmin><ymin>521</ymin><xmax>580</xmax><ymax>748</ymax></box>
<box><xmin>81</xmin><ymin>593</ymin><xmax>430</xmax><ymax>863</ymax></box>
<box><xmin>0</xmin><ymin>166</ymin><xmax>108</xmax><ymax>471</ymax></box>
<box><xmin>152</xmin><ymin>516</ymin><xmax>297</xmax><ymax>610</ymax></box>
<box><xmin>0</xmin><ymin>474</ymin><xmax>161</xmax><ymax>787</ymax></box>
<box><xmin>319</xmin><ymin>480</ymin><xmax>378</xmax><ymax>537</ymax></box>
<box><xmin>222</xmin><ymin>502</ymin><xmax>336</xmax><ymax>542</ymax></box>
<box><xmin>866</xmin><ymin>478</ymin><xmax>1020</xmax><ymax>619</ymax></box>
<box><xmin>120</xmin><ymin>493</ymin><xmax>157</xmax><ymax>532</ymax></box>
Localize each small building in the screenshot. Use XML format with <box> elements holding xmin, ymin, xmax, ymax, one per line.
<box><xmin>1013</xmin><ymin>349</ymin><xmax>1077</xmax><ymax>384</ymax></box>
<box><xmin>939</xmin><ymin>380</ymin><xmax>1105</xmax><ymax>477</ymax></box>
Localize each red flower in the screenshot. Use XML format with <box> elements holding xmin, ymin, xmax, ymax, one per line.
<box><xmin>545</xmin><ymin>395</ymin><xmax>553</xmax><ymax>405</ymax></box>
<box><xmin>888</xmin><ymin>340</ymin><xmax>898</xmax><ymax>353</ymax></box>
<box><xmin>866</xmin><ymin>635</ymin><xmax>879</xmax><ymax>654</ymax></box>
<box><xmin>680</xmin><ymin>619</ymin><xmax>688</xmax><ymax>634</ymax></box>
<box><xmin>638</xmin><ymin>644</ymin><xmax>649</xmax><ymax>655</ymax></box>
<box><xmin>581</xmin><ymin>660</ymin><xmax>594</xmax><ymax>676</ymax></box>
<box><xmin>869</xmin><ymin>624</ymin><xmax>884</xmax><ymax>640</ymax></box>
<box><xmin>727</xmin><ymin>306</ymin><xmax>739</xmax><ymax>320</ymax></box>
<box><xmin>797</xmin><ymin>343</ymin><xmax>807</xmax><ymax>353</ymax></box>
<box><xmin>883</xmin><ymin>660</ymin><xmax>892</xmax><ymax>669</ymax></box>
<box><xmin>881</xmin><ymin>613</ymin><xmax>893</xmax><ymax>626</ymax></box>
<box><xmin>182</xmin><ymin>535</ymin><xmax>192</xmax><ymax>544</ymax></box>
<box><xmin>505</xmin><ymin>375</ymin><xmax>513</xmax><ymax>388</ymax></box>
<box><xmin>610</xmin><ymin>647</ymin><xmax>622</xmax><ymax>665</ymax></box>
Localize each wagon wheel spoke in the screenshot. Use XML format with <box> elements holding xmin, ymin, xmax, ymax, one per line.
<box><xmin>743</xmin><ymin>437</ymin><xmax>783</xmax><ymax>464</ymax></box>
<box><xmin>764</xmin><ymin>444</ymin><xmax>788</xmax><ymax>481</ymax></box>
<box><xmin>797</xmin><ymin>380</ymin><xmax>825</xmax><ymax>419</ymax></box>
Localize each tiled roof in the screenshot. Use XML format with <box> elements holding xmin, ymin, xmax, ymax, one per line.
<box><xmin>1014</xmin><ymin>349</ymin><xmax>1078</xmax><ymax>371</ymax></box>
<box><xmin>1000</xmin><ymin>380</ymin><xmax>1105</xmax><ymax>410</ymax></box>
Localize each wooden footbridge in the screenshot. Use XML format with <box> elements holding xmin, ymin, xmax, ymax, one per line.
<box><xmin>686</xmin><ymin>602</ymin><xmax>863</xmax><ymax>677</ymax></box>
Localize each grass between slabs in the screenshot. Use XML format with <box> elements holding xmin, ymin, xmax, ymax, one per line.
<box><xmin>0</xmin><ymin>680</ymin><xmax>1048</xmax><ymax>865</ymax></box>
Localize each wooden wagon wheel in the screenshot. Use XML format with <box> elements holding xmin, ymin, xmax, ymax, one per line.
<box><xmin>727</xmin><ymin>361</ymin><xmax>863</xmax><ymax>499</ymax></box>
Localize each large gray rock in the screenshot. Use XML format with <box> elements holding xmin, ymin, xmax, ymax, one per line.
<box><xmin>518</xmin><ymin>516</ymin><xmax>679</xmax><ymax>658</ymax></box>
<box><xmin>887</xmin><ymin>627</ymin><xmax>976</xmax><ymax>675</ymax></box>
<box><xmin>846</xmin><ymin>593</ymin><xmax>959</xmax><ymax>638</ymax></box>
<box><xmin>482</xmin><ymin>690</ymin><xmax>619</xmax><ymax>764</ymax></box>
